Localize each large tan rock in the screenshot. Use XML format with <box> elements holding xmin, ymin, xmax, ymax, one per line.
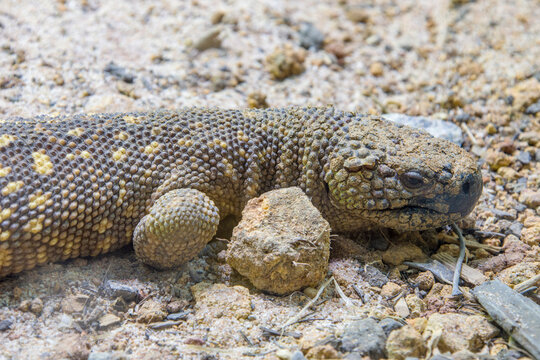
<box><xmin>227</xmin><ymin>187</ymin><xmax>330</xmax><ymax>294</ymax></box>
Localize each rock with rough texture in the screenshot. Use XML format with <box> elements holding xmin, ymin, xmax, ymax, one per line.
<box><xmin>305</xmin><ymin>345</ymin><xmax>339</xmax><ymax>359</ymax></box>
<box><xmin>521</xmin><ymin>224</ymin><xmax>540</xmax><ymax>246</ymax></box>
<box><xmin>394</xmin><ymin>297</ymin><xmax>410</xmax><ymax>318</ymax></box>
<box><xmin>291</xmin><ymin>350</ymin><xmax>308</xmax><ymax>360</ymax></box>
<box><xmin>382</xmin><ymin>243</ymin><xmax>426</xmax><ymax>266</ymax></box>
<box><xmin>54</xmin><ymin>334</ymin><xmax>90</xmax><ymax>359</ymax></box>
<box><xmin>61</xmin><ymin>295</ymin><xmax>89</xmax><ymax>314</ymax></box>
<box><xmin>424</xmin><ymin>313</ymin><xmax>499</xmax><ymax>353</ymax></box>
<box><xmin>497</xmin><ymin>262</ymin><xmax>540</xmax><ymax>287</ymax></box>
<box><xmin>298</xmin><ymin>22</ymin><xmax>325</xmax><ymax>50</ymax></box>
<box><xmin>340</xmin><ymin>318</ymin><xmax>387</xmax><ymax>359</ymax></box>
<box><xmin>385</xmin><ymin>325</ymin><xmax>427</xmax><ymax>360</ymax></box>
<box><xmin>359</xmin><ymin>265</ymin><xmax>389</xmax><ymax>287</ymax></box>
<box><xmin>379</xmin><ymin>318</ymin><xmax>404</xmax><ymax>336</ymax></box>
<box><xmin>98</xmin><ymin>313</ymin><xmax>121</xmax><ymax>330</ymax></box>
<box><xmin>414</xmin><ymin>271</ymin><xmax>435</xmax><ymax>291</ymax></box>
<box><xmin>381</xmin><ymin>282</ymin><xmax>402</xmax><ymax>298</ymax></box>
<box><xmin>265</xmin><ymin>46</ymin><xmax>306</xmax><ymax>80</ymax></box>
<box><xmin>88</xmin><ymin>351</ymin><xmax>129</xmax><ymax>360</ymax></box>
<box><xmin>405</xmin><ymin>294</ymin><xmax>425</xmax><ymax>317</ymax></box>
<box><xmin>19</xmin><ymin>298</ymin><xmax>44</xmax><ymax>315</ymax></box>
<box><xmin>227</xmin><ymin>187</ymin><xmax>330</xmax><ymax>294</ymax></box>
<box><xmin>136</xmin><ymin>299</ymin><xmax>167</xmax><ymax>323</ymax></box>
<box><xmin>382</xmin><ymin>113</ymin><xmax>464</xmax><ymax>145</ymax></box>
<box><xmin>105</xmin><ymin>280</ymin><xmax>140</xmax><ymax>302</ymax></box>
<box><xmin>192</xmin><ymin>26</ymin><xmax>222</xmax><ymax>51</ymax></box>
<box><xmin>191</xmin><ymin>282</ymin><xmax>252</xmax><ymax>320</ymax></box>
<box><xmin>519</xmin><ymin>189</ymin><xmax>540</xmax><ymax>208</ymax></box>
<box><xmin>0</xmin><ymin>319</ymin><xmax>12</xmax><ymax>332</ymax></box>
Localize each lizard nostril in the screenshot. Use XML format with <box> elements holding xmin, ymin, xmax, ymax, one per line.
<box><xmin>462</xmin><ymin>179</ymin><xmax>471</xmax><ymax>195</ymax></box>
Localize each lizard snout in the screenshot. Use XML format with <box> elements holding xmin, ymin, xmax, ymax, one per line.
<box><xmin>446</xmin><ymin>171</ymin><xmax>483</xmax><ymax>216</ymax></box>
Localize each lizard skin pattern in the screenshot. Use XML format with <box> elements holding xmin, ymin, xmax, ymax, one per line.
<box><xmin>0</xmin><ymin>107</ymin><xmax>482</xmax><ymax>275</ymax></box>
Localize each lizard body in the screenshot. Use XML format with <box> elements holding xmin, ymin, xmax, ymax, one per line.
<box><xmin>0</xmin><ymin>107</ymin><xmax>482</xmax><ymax>276</ymax></box>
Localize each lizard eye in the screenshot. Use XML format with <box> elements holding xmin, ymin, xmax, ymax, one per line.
<box><xmin>400</xmin><ymin>171</ymin><xmax>426</xmax><ymax>189</ymax></box>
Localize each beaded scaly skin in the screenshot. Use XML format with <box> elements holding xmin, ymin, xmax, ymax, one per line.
<box><xmin>0</xmin><ymin>107</ymin><xmax>482</xmax><ymax>276</ymax></box>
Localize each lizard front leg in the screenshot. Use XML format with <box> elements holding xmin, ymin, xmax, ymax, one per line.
<box><xmin>133</xmin><ymin>188</ymin><xmax>220</xmax><ymax>269</ymax></box>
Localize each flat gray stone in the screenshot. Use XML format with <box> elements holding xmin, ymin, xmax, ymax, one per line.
<box><xmin>340</xmin><ymin>318</ymin><xmax>386</xmax><ymax>359</ymax></box>
<box><xmin>383</xmin><ymin>113</ymin><xmax>463</xmax><ymax>145</ymax></box>
<box><xmin>472</xmin><ymin>279</ymin><xmax>540</xmax><ymax>360</ymax></box>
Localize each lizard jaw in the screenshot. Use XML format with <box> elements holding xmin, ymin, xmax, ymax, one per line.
<box><xmin>360</xmin><ymin>206</ymin><xmax>464</xmax><ymax>231</ymax></box>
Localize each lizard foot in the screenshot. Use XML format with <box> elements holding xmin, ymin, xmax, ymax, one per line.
<box><xmin>133</xmin><ymin>188</ymin><xmax>220</xmax><ymax>269</ymax></box>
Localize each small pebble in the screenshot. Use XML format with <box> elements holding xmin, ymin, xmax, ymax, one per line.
<box><xmin>370</xmin><ymin>62</ymin><xmax>384</xmax><ymax>77</ymax></box>
<box><xmin>519</xmin><ymin>189</ymin><xmax>540</xmax><ymax>208</ymax></box>
<box><xmin>382</xmin><ymin>243</ymin><xmax>426</xmax><ymax>266</ymax></box>
<box><xmin>488</xmin><ymin>208</ymin><xmax>515</xmax><ymax>220</ymax></box>
<box><xmin>166</xmin><ymin>311</ymin><xmax>189</xmax><ymax>321</ymax></box>
<box><xmin>136</xmin><ymin>299</ymin><xmax>167</xmax><ymax>323</ymax></box>
<box><xmin>298</xmin><ymin>22</ymin><xmax>325</xmax><ymax>50</ymax></box>
<box><xmin>509</xmin><ymin>222</ymin><xmax>523</xmax><ymax>237</ymax></box>
<box><xmin>88</xmin><ymin>351</ymin><xmax>128</xmax><ymax>360</ymax></box>
<box><xmin>524</xmin><ymin>100</ymin><xmax>540</xmax><ymax>115</ymax></box>
<box><xmin>305</xmin><ymin>345</ymin><xmax>339</xmax><ymax>359</ymax></box>
<box><xmin>98</xmin><ymin>313</ymin><xmax>121</xmax><ymax>330</ymax></box>
<box><xmin>345</xmin><ymin>6</ymin><xmax>370</xmax><ymax>23</ymax></box>
<box><xmin>166</xmin><ymin>300</ymin><xmax>188</xmax><ymax>313</ymax></box>
<box><xmin>358</xmin><ymin>265</ymin><xmax>389</xmax><ymax>287</ymax></box>
<box><xmin>61</xmin><ymin>294</ymin><xmax>89</xmax><ymax>314</ymax></box>
<box><xmin>379</xmin><ymin>318</ymin><xmax>404</xmax><ymax>336</ymax></box>
<box><xmin>103</xmin><ymin>62</ymin><xmax>135</xmax><ymax>83</ymax></box>
<box><xmin>386</xmin><ymin>326</ymin><xmax>427</xmax><ymax>359</ymax></box>
<box><xmin>210</xmin><ymin>10</ymin><xmax>225</xmax><ymax>24</ymax></box>
<box><xmin>275</xmin><ymin>349</ymin><xmax>293</xmax><ymax>360</ymax></box>
<box><xmin>340</xmin><ymin>318</ymin><xmax>387</xmax><ymax>359</ymax></box>
<box><xmin>519</xmin><ymin>131</ymin><xmax>539</xmax><ymax>146</ymax></box>
<box><xmin>497</xmin><ymin>166</ymin><xmax>518</xmax><ymax>181</ymax></box>
<box><xmin>291</xmin><ymin>350</ymin><xmax>307</xmax><ymax>360</ymax></box>
<box><xmin>394</xmin><ymin>297</ymin><xmax>410</xmax><ymax>318</ymax></box>
<box><xmin>324</xmin><ymin>41</ymin><xmax>348</xmax><ymax>64</ymax></box>
<box><xmin>30</xmin><ymin>298</ymin><xmax>43</xmax><ymax>315</ymax></box>
<box><xmin>414</xmin><ymin>271</ymin><xmax>435</xmax><ymax>291</ymax></box>
<box><xmin>303</xmin><ymin>287</ymin><xmax>318</xmax><ymax>299</ymax></box>
<box><xmin>380</xmin><ymin>282</ymin><xmax>401</xmax><ymax>298</ymax></box>
<box><xmin>149</xmin><ymin>320</ymin><xmax>182</xmax><ymax>330</ymax></box>
<box><xmin>516</xmin><ymin>151</ymin><xmax>531</xmax><ymax>164</ymax></box>
<box><xmin>485</xmin><ymin>123</ymin><xmax>497</xmax><ymax>134</ymax></box>
<box><xmin>246</xmin><ymin>92</ymin><xmax>268</xmax><ymax>109</ymax></box>
<box><xmin>265</xmin><ymin>46</ymin><xmax>306</xmax><ymax>80</ymax></box>
<box><xmin>106</xmin><ymin>280</ymin><xmax>139</xmax><ymax>302</ymax></box>
<box><xmin>192</xmin><ymin>26</ymin><xmax>222</xmax><ymax>51</ymax></box>
<box><xmin>0</xmin><ymin>319</ymin><xmax>12</xmax><ymax>332</ymax></box>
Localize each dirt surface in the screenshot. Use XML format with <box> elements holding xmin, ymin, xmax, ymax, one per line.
<box><xmin>0</xmin><ymin>0</ymin><xmax>539</xmax><ymax>359</ymax></box>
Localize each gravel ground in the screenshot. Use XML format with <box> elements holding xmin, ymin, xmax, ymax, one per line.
<box><xmin>0</xmin><ymin>0</ymin><xmax>539</xmax><ymax>359</ymax></box>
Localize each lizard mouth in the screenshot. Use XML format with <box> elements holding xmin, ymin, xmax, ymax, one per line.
<box><xmin>395</xmin><ymin>171</ymin><xmax>483</xmax><ymax>224</ymax></box>
<box><xmin>363</xmin><ymin>205</ymin><xmax>464</xmax><ymax>231</ymax></box>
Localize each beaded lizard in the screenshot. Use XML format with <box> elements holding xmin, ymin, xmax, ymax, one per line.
<box><xmin>0</xmin><ymin>107</ymin><xmax>482</xmax><ymax>276</ymax></box>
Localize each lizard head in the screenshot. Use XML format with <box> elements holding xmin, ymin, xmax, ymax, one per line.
<box><xmin>323</xmin><ymin>116</ymin><xmax>482</xmax><ymax>230</ymax></box>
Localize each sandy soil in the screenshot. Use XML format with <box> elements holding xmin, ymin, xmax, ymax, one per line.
<box><xmin>0</xmin><ymin>0</ymin><xmax>539</xmax><ymax>359</ymax></box>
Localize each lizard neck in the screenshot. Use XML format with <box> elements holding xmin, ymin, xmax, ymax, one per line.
<box><xmin>257</xmin><ymin>107</ymin><xmax>345</xmax><ymax>214</ymax></box>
